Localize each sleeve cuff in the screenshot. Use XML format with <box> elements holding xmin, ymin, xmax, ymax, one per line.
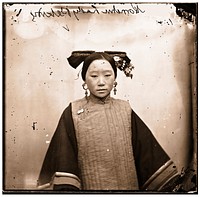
<box><xmin>142</xmin><ymin>160</ymin><xmax>179</xmax><ymax>191</ymax></box>
<box><xmin>37</xmin><ymin>172</ymin><xmax>81</xmax><ymax>190</ymax></box>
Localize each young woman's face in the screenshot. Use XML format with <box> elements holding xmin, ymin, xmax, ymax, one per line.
<box><xmin>85</xmin><ymin>59</ymin><xmax>115</xmax><ymax>99</ymax></box>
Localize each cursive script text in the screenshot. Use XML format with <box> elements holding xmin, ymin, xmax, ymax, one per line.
<box><xmin>30</xmin><ymin>4</ymin><xmax>145</xmax><ymax>22</ymax></box>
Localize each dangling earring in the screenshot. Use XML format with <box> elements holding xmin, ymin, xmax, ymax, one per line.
<box><xmin>82</xmin><ymin>82</ymin><xmax>89</xmax><ymax>97</ymax></box>
<box><xmin>113</xmin><ymin>81</ymin><xmax>117</xmax><ymax>95</ymax></box>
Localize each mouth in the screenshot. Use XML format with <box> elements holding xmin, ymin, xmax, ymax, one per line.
<box><xmin>97</xmin><ymin>89</ymin><xmax>107</xmax><ymax>92</ymax></box>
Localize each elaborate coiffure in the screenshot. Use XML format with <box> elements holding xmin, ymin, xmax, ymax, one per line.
<box><xmin>67</xmin><ymin>50</ymin><xmax>134</xmax><ymax>80</ymax></box>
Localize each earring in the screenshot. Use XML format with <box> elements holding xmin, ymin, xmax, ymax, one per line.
<box><xmin>82</xmin><ymin>83</ymin><xmax>89</xmax><ymax>97</ymax></box>
<box><xmin>113</xmin><ymin>81</ymin><xmax>117</xmax><ymax>95</ymax></box>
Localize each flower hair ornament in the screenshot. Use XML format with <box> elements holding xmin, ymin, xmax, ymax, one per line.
<box><xmin>67</xmin><ymin>50</ymin><xmax>134</xmax><ymax>78</ymax></box>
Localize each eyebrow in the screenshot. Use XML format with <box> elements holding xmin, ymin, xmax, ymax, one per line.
<box><xmin>103</xmin><ymin>70</ymin><xmax>113</xmax><ymax>72</ymax></box>
<box><xmin>89</xmin><ymin>70</ymin><xmax>113</xmax><ymax>73</ymax></box>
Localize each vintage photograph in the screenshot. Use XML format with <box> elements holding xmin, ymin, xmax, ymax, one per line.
<box><xmin>3</xmin><ymin>2</ymin><xmax>197</xmax><ymax>193</ymax></box>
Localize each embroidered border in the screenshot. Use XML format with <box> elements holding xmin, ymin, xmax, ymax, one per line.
<box><xmin>37</xmin><ymin>172</ymin><xmax>81</xmax><ymax>190</ymax></box>
<box><xmin>142</xmin><ymin>160</ymin><xmax>179</xmax><ymax>191</ymax></box>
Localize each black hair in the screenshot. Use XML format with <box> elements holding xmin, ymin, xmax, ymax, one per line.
<box><xmin>81</xmin><ymin>52</ymin><xmax>117</xmax><ymax>81</ymax></box>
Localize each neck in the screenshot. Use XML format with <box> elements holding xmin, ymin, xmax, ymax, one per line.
<box><xmin>87</xmin><ymin>93</ymin><xmax>111</xmax><ymax>104</ymax></box>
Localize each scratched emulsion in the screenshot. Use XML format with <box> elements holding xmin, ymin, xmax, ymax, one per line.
<box><xmin>4</xmin><ymin>3</ymin><xmax>197</xmax><ymax>190</ymax></box>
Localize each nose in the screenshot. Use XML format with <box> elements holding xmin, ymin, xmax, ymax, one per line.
<box><xmin>98</xmin><ymin>76</ymin><xmax>105</xmax><ymax>86</ymax></box>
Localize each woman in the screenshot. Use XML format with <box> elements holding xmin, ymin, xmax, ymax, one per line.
<box><xmin>37</xmin><ymin>51</ymin><xmax>180</xmax><ymax>191</ymax></box>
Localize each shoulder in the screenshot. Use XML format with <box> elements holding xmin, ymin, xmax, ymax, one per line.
<box><xmin>61</xmin><ymin>98</ymin><xmax>87</xmax><ymax>113</ymax></box>
<box><xmin>113</xmin><ymin>98</ymin><xmax>132</xmax><ymax>108</ymax></box>
<box><xmin>112</xmin><ymin>98</ymin><xmax>132</xmax><ymax>114</ymax></box>
<box><xmin>59</xmin><ymin>103</ymin><xmax>72</xmax><ymax>120</ymax></box>
<box><xmin>71</xmin><ymin>97</ymin><xmax>87</xmax><ymax>114</ymax></box>
<box><xmin>72</xmin><ymin>97</ymin><xmax>87</xmax><ymax>105</ymax></box>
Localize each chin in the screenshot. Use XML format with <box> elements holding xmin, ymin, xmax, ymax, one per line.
<box><xmin>91</xmin><ymin>92</ymin><xmax>110</xmax><ymax>99</ymax></box>
<box><xmin>97</xmin><ymin>94</ymin><xmax>110</xmax><ymax>99</ymax></box>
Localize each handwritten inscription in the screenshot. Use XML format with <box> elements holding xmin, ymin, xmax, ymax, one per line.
<box><xmin>30</xmin><ymin>4</ymin><xmax>145</xmax><ymax>22</ymax></box>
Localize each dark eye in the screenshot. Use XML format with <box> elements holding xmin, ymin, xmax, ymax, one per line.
<box><xmin>91</xmin><ymin>75</ymin><xmax>98</xmax><ymax>78</ymax></box>
<box><xmin>105</xmin><ymin>74</ymin><xmax>111</xmax><ymax>77</ymax></box>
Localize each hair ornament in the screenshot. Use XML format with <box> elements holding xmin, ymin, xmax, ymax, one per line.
<box><xmin>105</xmin><ymin>51</ymin><xmax>134</xmax><ymax>78</ymax></box>
<box><xmin>113</xmin><ymin>55</ymin><xmax>134</xmax><ymax>78</ymax></box>
<box><xmin>67</xmin><ymin>50</ymin><xmax>134</xmax><ymax>78</ymax></box>
<box><xmin>67</xmin><ymin>50</ymin><xmax>95</xmax><ymax>69</ymax></box>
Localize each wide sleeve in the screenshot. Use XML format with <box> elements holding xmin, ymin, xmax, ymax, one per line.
<box><xmin>131</xmin><ymin>110</ymin><xmax>180</xmax><ymax>191</ymax></box>
<box><xmin>37</xmin><ymin>104</ymin><xmax>81</xmax><ymax>190</ymax></box>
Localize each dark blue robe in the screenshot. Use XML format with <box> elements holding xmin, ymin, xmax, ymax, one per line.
<box><xmin>37</xmin><ymin>103</ymin><xmax>179</xmax><ymax>191</ymax></box>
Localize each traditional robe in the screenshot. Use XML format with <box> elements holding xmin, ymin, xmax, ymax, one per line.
<box><xmin>37</xmin><ymin>96</ymin><xmax>179</xmax><ymax>191</ymax></box>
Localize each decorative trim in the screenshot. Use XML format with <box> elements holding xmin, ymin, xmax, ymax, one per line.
<box><xmin>37</xmin><ymin>172</ymin><xmax>81</xmax><ymax>190</ymax></box>
<box><xmin>53</xmin><ymin>172</ymin><xmax>81</xmax><ymax>189</ymax></box>
<box><xmin>142</xmin><ymin>160</ymin><xmax>178</xmax><ymax>191</ymax></box>
<box><xmin>37</xmin><ymin>183</ymin><xmax>52</xmax><ymax>190</ymax></box>
<box><xmin>54</xmin><ymin>172</ymin><xmax>81</xmax><ymax>182</ymax></box>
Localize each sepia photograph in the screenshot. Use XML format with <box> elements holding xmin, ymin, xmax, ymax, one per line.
<box><xmin>3</xmin><ymin>2</ymin><xmax>197</xmax><ymax>193</ymax></box>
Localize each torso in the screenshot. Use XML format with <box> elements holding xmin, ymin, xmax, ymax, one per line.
<box><xmin>72</xmin><ymin>95</ymin><xmax>138</xmax><ymax>190</ymax></box>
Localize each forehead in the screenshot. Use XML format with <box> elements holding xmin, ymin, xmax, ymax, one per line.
<box><xmin>87</xmin><ymin>59</ymin><xmax>113</xmax><ymax>72</ymax></box>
